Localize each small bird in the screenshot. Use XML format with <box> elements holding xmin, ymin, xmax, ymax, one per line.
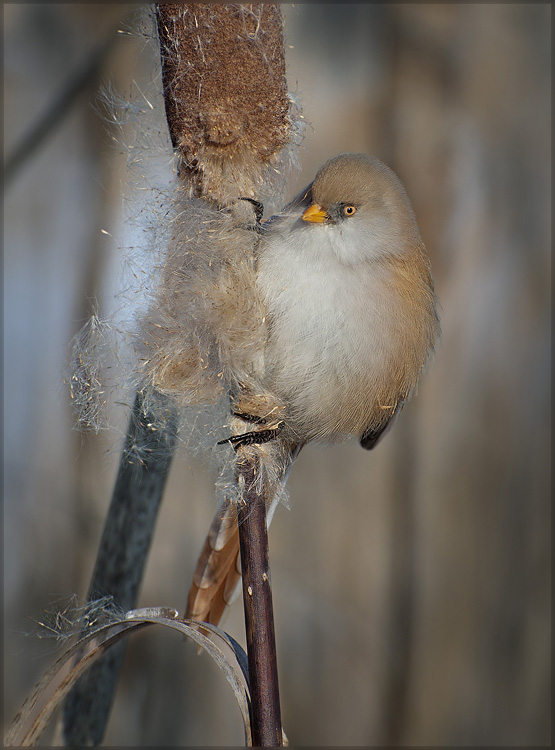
<box><xmin>186</xmin><ymin>153</ymin><xmax>440</xmax><ymax>624</ymax></box>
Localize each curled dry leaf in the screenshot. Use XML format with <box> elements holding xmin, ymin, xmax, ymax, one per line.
<box><xmin>6</xmin><ymin>608</ymin><xmax>254</xmax><ymax>746</ymax></box>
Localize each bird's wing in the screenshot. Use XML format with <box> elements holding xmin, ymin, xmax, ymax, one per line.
<box><xmin>359</xmin><ymin>400</ymin><xmax>405</xmax><ymax>450</ymax></box>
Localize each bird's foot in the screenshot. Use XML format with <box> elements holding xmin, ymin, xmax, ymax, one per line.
<box><xmin>217</xmin><ymin>413</ymin><xmax>283</xmax><ymax>450</ymax></box>
<box><xmin>238</xmin><ymin>197</ymin><xmax>264</xmax><ymax>231</ymax></box>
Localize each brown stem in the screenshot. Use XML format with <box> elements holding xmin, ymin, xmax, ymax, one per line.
<box><xmin>237</xmin><ymin>455</ymin><xmax>283</xmax><ymax>747</ymax></box>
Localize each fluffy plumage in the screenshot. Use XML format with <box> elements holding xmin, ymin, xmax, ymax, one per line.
<box><xmin>257</xmin><ymin>152</ymin><xmax>439</xmax><ymax>447</ymax></box>
<box><xmin>186</xmin><ymin>153</ymin><xmax>440</xmax><ymax>625</ymax></box>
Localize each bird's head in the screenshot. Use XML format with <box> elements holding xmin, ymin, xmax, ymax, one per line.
<box><xmin>299</xmin><ymin>153</ymin><xmax>422</xmax><ymax>263</ymax></box>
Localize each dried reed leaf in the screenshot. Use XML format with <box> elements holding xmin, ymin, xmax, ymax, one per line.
<box><xmin>6</xmin><ymin>608</ymin><xmax>254</xmax><ymax>747</ymax></box>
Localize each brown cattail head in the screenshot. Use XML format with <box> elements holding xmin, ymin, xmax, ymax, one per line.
<box><xmin>156</xmin><ymin>4</ymin><xmax>293</xmax><ymax>205</ymax></box>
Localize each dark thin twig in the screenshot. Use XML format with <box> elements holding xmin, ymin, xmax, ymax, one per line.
<box><xmin>237</xmin><ymin>456</ymin><xmax>283</xmax><ymax>747</ymax></box>
<box><xmin>63</xmin><ymin>389</ymin><xmax>178</xmax><ymax>745</ymax></box>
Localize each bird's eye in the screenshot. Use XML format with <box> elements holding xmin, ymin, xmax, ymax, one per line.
<box><xmin>343</xmin><ymin>205</ymin><xmax>356</xmax><ymax>217</ymax></box>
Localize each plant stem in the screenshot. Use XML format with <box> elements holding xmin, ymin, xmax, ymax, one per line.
<box><xmin>63</xmin><ymin>389</ymin><xmax>178</xmax><ymax>745</ymax></box>
<box><xmin>237</xmin><ymin>455</ymin><xmax>283</xmax><ymax>747</ymax></box>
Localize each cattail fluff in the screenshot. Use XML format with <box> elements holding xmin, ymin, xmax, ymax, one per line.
<box><xmin>69</xmin><ymin>4</ymin><xmax>302</xmax><ymax>440</ymax></box>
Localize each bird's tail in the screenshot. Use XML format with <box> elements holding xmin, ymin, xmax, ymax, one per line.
<box><xmin>185</xmin><ymin>443</ymin><xmax>301</xmax><ymax>626</ymax></box>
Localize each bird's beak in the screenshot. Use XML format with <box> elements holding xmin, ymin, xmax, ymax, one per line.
<box><xmin>302</xmin><ymin>203</ymin><xmax>328</xmax><ymax>223</ymax></box>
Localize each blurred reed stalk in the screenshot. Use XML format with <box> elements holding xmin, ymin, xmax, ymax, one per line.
<box><xmin>62</xmin><ymin>390</ymin><xmax>179</xmax><ymax>745</ymax></box>
<box><xmin>4</xmin><ymin>30</ymin><xmax>119</xmax><ymax>186</ymax></box>
<box><xmin>63</xmin><ymin>4</ymin><xmax>292</xmax><ymax>745</ymax></box>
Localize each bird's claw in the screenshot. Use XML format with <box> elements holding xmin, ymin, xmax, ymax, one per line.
<box><xmin>238</xmin><ymin>197</ymin><xmax>264</xmax><ymax>231</ymax></box>
<box><xmin>217</xmin><ymin>420</ymin><xmax>283</xmax><ymax>450</ymax></box>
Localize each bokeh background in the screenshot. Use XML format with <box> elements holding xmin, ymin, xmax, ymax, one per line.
<box><xmin>4</xmin><ymin>3</ymin><xmax>550</xmax><ymax>746</ymax></box>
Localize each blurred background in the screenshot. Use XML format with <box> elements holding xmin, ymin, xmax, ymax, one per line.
<box><xmin>4</xmin><ymin>3</ymin><xmax>550</xmax><ymax>746</ymax></box>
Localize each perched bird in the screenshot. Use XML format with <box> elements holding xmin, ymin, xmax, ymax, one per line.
<box><xmin>186</xmin><ymin>153</ymin><xmax>440</xmax><ymax>624</ymax></box>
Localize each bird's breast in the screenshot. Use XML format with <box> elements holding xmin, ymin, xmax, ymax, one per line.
<box><xmin>256</xmin><ymin>230</ymin><xmax>415</xmax><ymax>441</ymax></box>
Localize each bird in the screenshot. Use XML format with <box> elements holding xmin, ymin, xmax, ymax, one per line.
<box><xmin>185</xmin><ymin>152</ymin><xmax>440</xmax><ymax>625</ymax></box>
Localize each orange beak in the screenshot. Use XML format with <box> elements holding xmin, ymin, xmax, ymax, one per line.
<box><xmin>302</xmin><ymin>203</ymin><xmax>328</xmax><ymax>223</ymax></box>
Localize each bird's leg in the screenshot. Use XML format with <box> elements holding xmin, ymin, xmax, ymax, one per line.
<box><xmin>217</xmin><ymin>416</ymin><xmax>284</xmax><ymax>450</ymax></box>
<box><xmin>220</xmin><ymin>382</ymin><xmax>287</xmax><ymax>449</ymax></box>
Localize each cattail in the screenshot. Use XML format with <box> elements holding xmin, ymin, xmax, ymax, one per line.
<box><xmin>64</xmin><ymin>6</ymin><xmax>300</xmax><ymax>743</ymax></box>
